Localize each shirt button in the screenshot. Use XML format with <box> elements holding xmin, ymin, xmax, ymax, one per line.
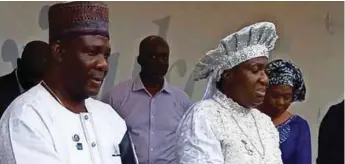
<box><xmin>150</xmin><ymin>148</ymin><xmax>153</xmax><ymax>151</ymax></box>
<box><xmin>91</xmin><ymin>142</ymin><xmax>96</xmax><ymax>147</ymax></box>
<box><xmin>84</xmin><ymin>115</ymin><xmax>89</xmax><ymax>120</ymax></box>
<box><xmin>72</xmin><ymin>134</ymin><xmax>80</xmax><ymax>142</ymax></box>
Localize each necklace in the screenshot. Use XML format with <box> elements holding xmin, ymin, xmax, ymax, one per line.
<box><xmin>41</xmin><ymin>81</ymin><xmax>88</xmax><ymax>113</ymax></box>
<box><xmin>214</xmin><ymin>91</ymin><xmax>267</xmax><ymax>162</ymax></box>
<box><xmin>41</xmin><ymin>81</ymin><xmax>65</xmax><ymax>107</ymax></box>
<box><xmin>231</xmin><ymin>111</ymin><xmax>266</xmax><ymax>159</ymax></box>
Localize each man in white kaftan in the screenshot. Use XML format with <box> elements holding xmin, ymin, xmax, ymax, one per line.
<box><xmin>0</xmin><ymin>84</ymin><xmax>126</xmax><ymax>164</ymax></box>
<box><xmin>0</xmin><ymin>1</ymin><xmax>137</xmax><ymax>164</ymax></box>
<box><xmin>176</xmin><ymin>22</ymin><xmax>283</xmax><ymax>164</ymax></box>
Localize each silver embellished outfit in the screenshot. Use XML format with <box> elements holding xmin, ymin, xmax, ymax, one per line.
<box><xmin>175</xmin><ymin>22</ymin><xmax>283</xmax><ymax>164</ymax></box>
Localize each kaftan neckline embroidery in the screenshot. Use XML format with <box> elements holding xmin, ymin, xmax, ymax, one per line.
<box><xmin>212</xmin><ymin>90</ymin><xmax>266</xmax><ymax>160</ymax></box>
<box><xmin>212</xmin><ymin>90</ymin><xmax>250</xmax><ymax>116</ymax></box>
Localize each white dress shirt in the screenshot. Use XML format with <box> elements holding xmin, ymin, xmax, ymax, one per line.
<box><xmin>0</xmin><ymin>83</ymin><xmax>127</xmax><ymax>164</ymax></box>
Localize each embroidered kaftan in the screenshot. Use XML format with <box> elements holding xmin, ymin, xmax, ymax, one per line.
<box><xmin>176</xmin><ymin>90</ymin><xmax>283</xmax><ymax>164</ymax></box>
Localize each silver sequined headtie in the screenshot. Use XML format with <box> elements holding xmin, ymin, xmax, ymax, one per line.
<box><xmin>192</xmin><ymin>22</ymin><xmax>279</xmax><ymax>99</ymax></box>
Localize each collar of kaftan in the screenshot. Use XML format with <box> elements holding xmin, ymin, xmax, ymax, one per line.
<box><xmin>212</xmin><ymin>89</ymin><xmax>252</xmax><ymax>116</ymax></box>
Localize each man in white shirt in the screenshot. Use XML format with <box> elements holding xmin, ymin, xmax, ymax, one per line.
<box><xmin>0</xmin><ymin>2</ymin><xmax>136</xmax><ymax>164</ymax></box>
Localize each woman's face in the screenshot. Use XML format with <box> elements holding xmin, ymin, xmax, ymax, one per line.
<box><xmin>223</xmin><ymin>56</ymin><xmax>269</xmax><ymax>108</ymax></box>
<box><xmin>262</xmin><ymin>84</ymin><xmax>293</xmax><ymax>117</ymax></box>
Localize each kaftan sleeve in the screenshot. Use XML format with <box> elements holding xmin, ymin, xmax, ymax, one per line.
<box><xmin>266</xmin><ymin>114</ymin><xmax>284</xmax><ymax>164</ymax></box>
<box><xmin>0</xmin><ymin>105</ymin><xmax>64</xmax><ymax>164</ymax></box>
<box><xmin>175</xmin><ymin>103</ymin><xmax>224</xmax><ymax>164</ymax></box>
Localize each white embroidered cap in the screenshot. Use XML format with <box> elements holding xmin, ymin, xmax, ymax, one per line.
<box><xmin>193</xmin><ymin>22</ymin><xmax>279</xmax><ymax>99</ymax></box>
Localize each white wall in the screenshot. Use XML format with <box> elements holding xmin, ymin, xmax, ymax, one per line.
<box><xmin>0</xmin><ymin>2</ymin><xmax>343</xmax><ymax>163</ymax></box>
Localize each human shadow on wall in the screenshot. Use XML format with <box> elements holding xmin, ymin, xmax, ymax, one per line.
<box><xmin>1</xmin><ymin>4</ymin><xmax>49</xmax><ymax>74</ymax></box>
<box><xmin>39</xmin><ymin>5</ymin><xmax>50</xmax><ymax>31</ymax></box>
<box><xmin>1</xmin><ymin>39</ymin><xmax>20</xmax><ymax>70</ymax></box>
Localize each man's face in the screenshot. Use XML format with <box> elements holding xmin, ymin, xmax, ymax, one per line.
<box><xmin>139</xmin><ymin>44</ymin><xmax>169</xmax><ymax>78</ymax></box>
<box><xmin>60</xmin><ymin>35</ymin><xmax>110</xmax><ymax>98</ymax></box>
<box><xmin>227</xmin><ymin>56</ymin><xmax>269</xmax><ymax>108</ymax></box>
